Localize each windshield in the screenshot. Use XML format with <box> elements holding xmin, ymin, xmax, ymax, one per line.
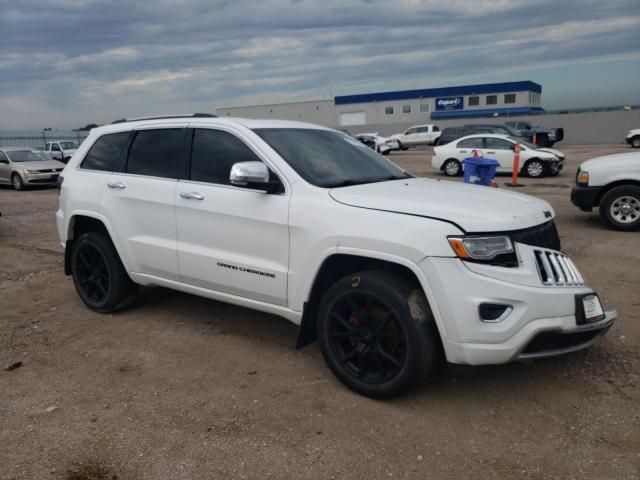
<box><xmin>254</xmin><ymin>128</ymin><xmax>411</xmax><ymax>188</ymax></box>
<box><xmin>59</xmin><ymin>141</ymin><xmax>77</xmax><ymax>149</ymax></box>
<box><xmin>6</xmin><ymin>150</ymin><xmax>50</xmax><ymax>162</ymax></box>
<box><xmin>508</xmin><ymin>136</ymin><xmax>539</xmax><ymax>150</ymax></box>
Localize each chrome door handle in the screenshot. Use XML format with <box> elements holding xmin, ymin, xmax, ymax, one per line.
<box><xmin>180</xmin><ymin>192</ymin><xmax>204</xmax><ymax>200</ymax></box>
<box><xmin>107</xmin><ymin>182</ymin><xmax>126</xmax><ymax>189</ymax></box>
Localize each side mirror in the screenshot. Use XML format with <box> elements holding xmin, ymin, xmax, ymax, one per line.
<box><xmin>230</xmin><ymin>161</ymin><xmax>279</xmax><ymax>193</ymax></box>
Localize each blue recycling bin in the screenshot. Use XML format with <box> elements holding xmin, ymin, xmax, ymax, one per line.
<box><xmin>462</xmin><ymin>155</ymin><xmax>500</xmax><ymax>186</ymax></box>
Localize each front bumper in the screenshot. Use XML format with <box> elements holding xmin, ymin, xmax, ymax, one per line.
<box><xmin>24</xmin><ymin>172</ymin><xmax>61</xmax><ymax>185</ymax></box>
<box><xmin>571</xmin><ymin>185</ymin><xmax>602</xmax><ymax>211</ymax></box>
<box><xmin>419</xmin><ymin>249</ymin><xmax>616</xmax><ymax>365</ymax></box>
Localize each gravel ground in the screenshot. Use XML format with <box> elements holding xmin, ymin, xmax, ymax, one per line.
<box><xmin>1</xmin><ymin>144</ymin><xmax>638</xmax><ymax>480</ymax></box>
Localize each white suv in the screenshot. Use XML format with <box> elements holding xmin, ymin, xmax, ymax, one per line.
<box><xmin>56</xmin><ymin>114</ymin><xmax>616</xmax><ymax>398</ymax></box>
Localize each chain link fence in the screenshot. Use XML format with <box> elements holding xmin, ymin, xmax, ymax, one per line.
<box><xmin>0</xmin><ymin>130</ymin><xmax>90</xmax><ymax>149</ymax></box>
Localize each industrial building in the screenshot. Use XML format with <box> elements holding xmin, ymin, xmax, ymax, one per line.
<box><xmin>216</xmin><ymin>81</ymin><xmax>544</xmax><ymax>127</ymax></box>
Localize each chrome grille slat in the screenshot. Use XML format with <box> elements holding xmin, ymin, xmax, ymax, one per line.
<box><xmin>532</xmin><ymin>247</ymin><xmax>585</xmax><ymax>287</ymax></box>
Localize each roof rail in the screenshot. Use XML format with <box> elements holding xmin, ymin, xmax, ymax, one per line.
<box><xmin>111</xmin><ymin>113</ymin><xmax>217</xmax><ymax>124</ymax></box>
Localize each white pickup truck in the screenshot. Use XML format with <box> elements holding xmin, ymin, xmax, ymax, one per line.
<box><xmin>56</xmin><ymin>115</ymin><xmax>616</xmax><ymax>398</ymax></box>
<box><xmin>571</xmin><ymin>152</ymin><xmax>640</xmax><ymax>230</ymax></box>
<box><xmin>390</xmin><ymin>124</ymin><xmax>441</xmax><ymax>150</ymax></box>
<box><xmin>45</xmin><ymin>140</ymin><xmax>79</xmax><ymax>164</ymax></box>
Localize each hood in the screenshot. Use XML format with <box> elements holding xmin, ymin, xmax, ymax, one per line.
<box><xmin>329</xmin><ymin>178</ymin><xmax>554</xmax><ymax>232</ymax></box>
<box><xmin>580</xmin><ymin>152</ymin><xmax>640</xmax><ymax>172</ymax></box>
<box><xmin>537</xmin><ymin>147</ymin><xmax>564</xmax><ymax>159</ymax></box>
<box><xmin>14</xmin><ymin>160</ymin><xmax>66</xmax><ymax>170</ymax></box>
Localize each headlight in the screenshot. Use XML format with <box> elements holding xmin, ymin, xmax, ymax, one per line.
<box><xmin>577</xmin><ymin>170</ymin><xmax>589</xmax><ymax>186</ymax></box>
<box><xmin>25</xmin><ymin>169</ymin><xmax>40</xmax><ymax>174</ymax></box>
<box><xmin>448</xmin><ymin>235</ymin><xmax>517</xmax><ymax>266</ymax></box>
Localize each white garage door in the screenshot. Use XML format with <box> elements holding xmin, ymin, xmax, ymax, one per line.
<box><xmin>340</xmin><ymin>111</ymin><xmax>366</xmax><ymax>126</ymax></box>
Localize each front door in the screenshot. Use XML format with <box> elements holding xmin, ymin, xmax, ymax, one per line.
<box><xmin>175</xmin><ymin>127</ymin><xmax>289</xmax><ymax>306</ymax></box>
<box><xmin>483</xmin><ymin>137</ymin><xmax>515</xmax><ymax>172</ymax></box>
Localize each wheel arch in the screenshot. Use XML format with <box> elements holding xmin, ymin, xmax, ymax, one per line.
<box><xmin>296</xmin><ymin>252</ymin><xmax>447</xmax><ymax>353</ymax></box>
<box><xmin>594</xmin><ymin>180</ymin><xmax>640</xmax><ymax>206</ymax></box>
<box><xmin>64</xmin><ymin>213</ymin><xmax>128</xmax><ymax>275</ymax></box>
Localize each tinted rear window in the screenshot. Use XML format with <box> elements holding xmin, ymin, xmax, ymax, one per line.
<box><xmin>81</xmin><ymin>132</ymin><xmax>130</xmax><ymax>172</ymax></box>
<box><xmin>126</xmin><ymin>129</ymin><xmax>185</xmax><ymax>179</ymax></box>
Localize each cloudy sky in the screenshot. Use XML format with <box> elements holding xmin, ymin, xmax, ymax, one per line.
<box><xmin>1</xmin><ymin>0</ymin><xmax>639</xmax><ymax>129</ymax></box>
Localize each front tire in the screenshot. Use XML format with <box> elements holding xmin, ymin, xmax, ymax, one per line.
<box><xmin>316</xmin><ymin>271</ymin><xmax>441</xmax><ymax>398</ymax></box>
<box><xmin>443</xmin><ymin>159</ymin><xmax>462</xmax><ymax>177</ymax></box>
<box><xmin>524</xmin><ymin>159</ymin><xmax>545</xmax><ymax>178</ymax></box>
<box><xmin>599</xmin><ymin>186</ymin><xmax>640</xmax><ymax>231</ymax></box>
<box><xmin>398</xmin><ymin>141</ymin><xmax>408</xmax><ymax>151</ymax></box>
<box><xmin>71</xmin><ymin>232</ymin><xmax>137</xmax><ymax>312</ymax></box>
<box><xmin>12</xmin><ymin>173</ymin><xmax>25</xmax><ymax>191</ymax></box>
<box><xmin>631</xmin><ymin>136</ymin><xmax>640</xmax><ymax>148</ymax></box>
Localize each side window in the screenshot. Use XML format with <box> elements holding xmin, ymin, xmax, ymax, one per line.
<box><xmin>81</xmin><ymin>132</ymin><xmax>131</xmax><ymax>172</ymax></box>
<box><xmin>457</xmin><ymin>138</ymin><xmax>484</xmax><ymax>148</ymax></box>
<box><xmin>405</xmin><ymin>128</ymin><xmax>416</xmax><ymax>135</ymax></box>
<box><xmin>485</xmin><ymin>138</ymin><xmax>513</xmax><ymax>150</ymax></box>
<box><xmin>45</xmin><ymin>143</ymin><xmax>51</xmax><ymax>151</ymax></box>
<box><xmin>127</xmin><ymin>129</ymin><xmax>185</xmax><ymax>179</ymax></box>
<box><xmin>190</xmin><ymin>129</ymin><xmax>263</xmax><ymax>185</ymax></box>
<box><xmin>433</xmin><ymin>126</ymin><xmax>440</xmax><ymax>132</ymax></box>
<box><xmin>51</xmin><ymin>143</ymin><xmax>61</xmax><ymax>152</ymax></box>
<box><xmin>0</xmin><ymin>151</ymin><xmax>8</xmax><ymax>162</ymax></box>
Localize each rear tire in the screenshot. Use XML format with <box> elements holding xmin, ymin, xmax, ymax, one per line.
<box><xmin>632</xmin><ymin>136</ymin><xmax>640</xmax><ymax>148</ymax></box>
<box><xmin>11</xmin><ymin>173</ymin><xmax>24</xmax><ymax>191</ymax></box>
<box><xmin>599</xmin><ymin>185</ymin><xmax>640</xmax><ymax>231</ymax></box>
<box><xmin>71</xmin><ymin>232</ymin><xmax>137</xmax><ymax>312</ymax></box>
<box><xmin>316</xmin><ymin>270</ymin><xmax>441</xmax><ymax>399</ymax></box>
<box><xmin>398</xmin><ymin>141</ymin><xmax>408</xmax><ymax>151</ymax></box>
<box><xmin>443</xmin><ymin>159</ymin><xmax>462</xmax><ymax>177</ymax></box>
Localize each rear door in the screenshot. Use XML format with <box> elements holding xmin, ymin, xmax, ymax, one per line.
<box><xmin>175</xmin><ymin>126</ymin><xmax>289</xmax><ymax>306</ymax></box>
<box><xmin>100</xmin><ymin>126</ymin><xmax>187</xmax><ymax>281</ymax></box>
<box><xmin>456</xmin><ymin>137</ymin><xmax>485</xmax><ymax>159</ymax></box>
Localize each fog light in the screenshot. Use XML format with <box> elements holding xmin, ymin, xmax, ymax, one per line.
<box><xmin>479</xmin><ymin>303</ymin><xmax>512</xmax><ymax>322</ymax></box>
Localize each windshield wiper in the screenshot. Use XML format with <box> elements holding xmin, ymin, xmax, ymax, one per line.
<box><xmin>322</xmin><ymin>173</ymin><xmax>411</xmax><ymax>188</ymax></box>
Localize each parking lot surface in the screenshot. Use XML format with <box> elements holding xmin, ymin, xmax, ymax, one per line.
<box><xmin>1</xmin><ymin>145</ymin><xmax>638</xmax><ymax>479</ymax></box>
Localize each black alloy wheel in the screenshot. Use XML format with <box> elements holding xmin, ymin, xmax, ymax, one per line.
<box><xmin>317</xmin><ymin>271</ymin><xmax>441</xmax><ymax>398</ymax></box>
<box><xmin>326</xmin><ymin>291</ymin><xmax>407</xmax><ymax>385</ymax></box>
<box><xmin>71</xmin><ymin>232</ymin><xmax>137</xmax><ymax>312</ymax></box>
<box><xmin>74</xmin><ymin>241</ymin><xmax>111</xmax><ymax>305</ymax></box>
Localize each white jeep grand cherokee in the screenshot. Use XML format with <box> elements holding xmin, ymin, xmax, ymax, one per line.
<box><xmin>56</xmin><ymin>114</ymin><xmax>616</xmax><ymax>398</ymax></box>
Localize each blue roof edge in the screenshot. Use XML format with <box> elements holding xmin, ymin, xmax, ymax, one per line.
<box><xmin>335</xmin><ymin>81</ymin><xmax>542</xmax><ymax>105</ymax></box>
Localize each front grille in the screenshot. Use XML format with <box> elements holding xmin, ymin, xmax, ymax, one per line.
<box><xmin>521</xmin><ymin>328</ymin><xmax>604</xmax><ymax>355</ymax></box>
<box><xmin>508</xmin><ymin>221</ymin><xmax>561</xmax><ymax>251</ymax></box>
<box><xmin>533</xmin><ymin>248</ymin><xmax>584</xmax><ymax>286</ymax></box>
<box><xmin>35</xmin><ymin>169</ymin><xmax>55</xmax><ymax>173</ymax></box>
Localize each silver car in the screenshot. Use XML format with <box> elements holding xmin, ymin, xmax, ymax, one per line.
<box><xmin>0</xmin><ymin>147</ymin><xmax>66</xmax><ymax>190</ymax></box>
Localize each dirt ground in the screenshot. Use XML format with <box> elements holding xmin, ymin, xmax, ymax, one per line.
<box><xmin>1</xmin><ymin>145</ymin><xmax>638</xmax><ymax>480</ymax></box>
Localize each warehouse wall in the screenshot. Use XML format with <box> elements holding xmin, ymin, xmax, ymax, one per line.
<box><xmin>217</xmin><ymin>99</ymin><xmax>335</xmax><ymax>125</ymax></box>
<box><xmin>342</xmin><ymin>110</ymin><xmax>640</xmax><ymax>145</ymax></box>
